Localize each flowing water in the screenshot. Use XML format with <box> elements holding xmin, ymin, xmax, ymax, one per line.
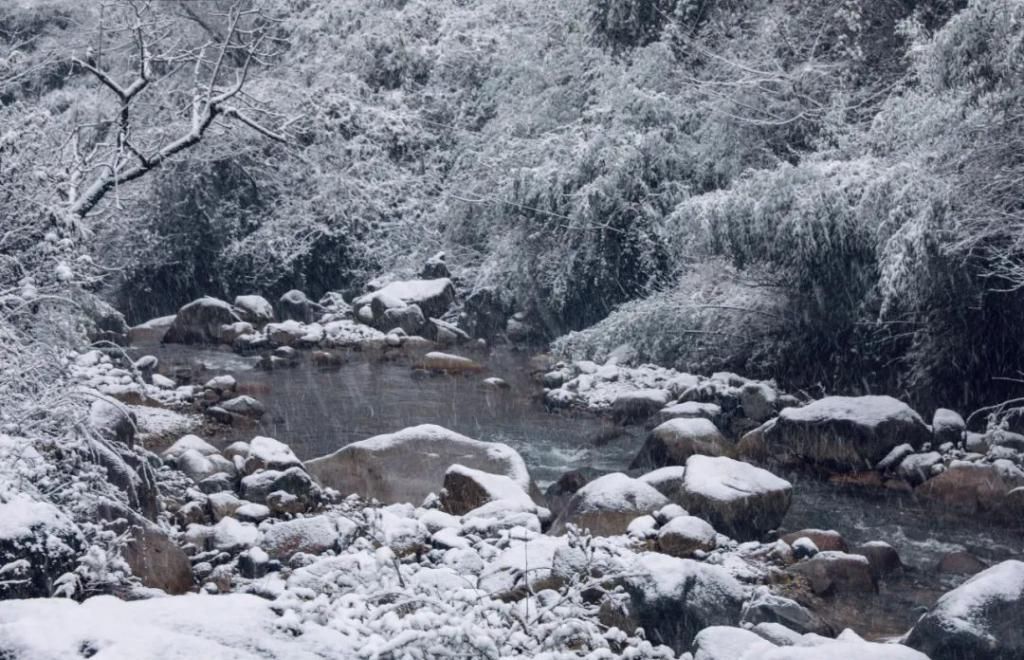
<box><xmin>135</xmin><ymin>339</ymin><xmax>1024</xmax><ymax>636</ymax></box>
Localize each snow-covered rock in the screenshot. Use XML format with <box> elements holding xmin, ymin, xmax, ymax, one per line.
<box><xmin>656</xmin><ymin>515</ymin><xmax>717</xmax><ymax>557</ymax></box>
<box><xmin>739</xmin><ymin>586</ymin><xmax>832</xmax><ymax>635</ymax></box>
<box><xmin>440</xmin><ymin>464</ymin><xmax>535</xmax><ymax>515</ymax></box>
<box><xmin>163</xmin><ymin>296</ymin><xmax>242</xmax><ymax>344</ymax></box>
<box><xmin>680</xmin><ymin>455</ymin><xmax>792</xmax><ymax>541</ymax></box>
<box><xmin>763</xmin><ymin>395</ymin><xmax>931</xmax><ymax>471</ymax></box>
<box><xmin>416</xmin><ymin>351</ymin><xmax>482</xmax><ymax>373</ymax></box>
<box><xmin>603</xmin><ymin>552</ymin><xmax>744</xmax><ymax>653</ymax></box>
<box><xmin>897</xmin><ymin>451</ymin><xmax>942</xmax><ymax>485</ymax></box>
<box><xmin>353</xmin><ymin>278</ymin><xmax>455</xmax><ymax>321</ymax></box>
<box><xmin>162</xmin><ymin>434</ymin><xmax>218</xmax><ymax>460</ymax></box>
<box><xmin>656</xmin><ymin>401</ymin><xmax>722</xmax><ymax>424</ymax></box>
<box><xmin>259</xmin><ymin>514</ymin><xmax>355</xmax><ymax>560</ymax></box>
<box><xmin>611</xmin><ymin>388</ymin><xmax>671</xmax><ymax>422</ymax></box>
<box><xmin>691</xmin><ymin>625</ymin><xmax>929</xmax><ymax>660</ymax></box>
<box><xmin>306</xmin><ymin>424</ymin><xmax>532</xmax><ymax>506</ymax></box>
<box><xmin>218</xmin><ymin>395</ymin><xmax>266</xmax><ymax>419</ymax></box>
<box><xmin>244</xmin><ymin>436</ymin><xmax>302</xmax><ymax>473</ymax></box>
<box><xmin>233</xmin><ymin>294</ymin><xmax>275</xmax><ymax>326</ymax></box>
<box><xmin>631</xmin><ymin>418</ymin><xmax>728</xmax><ymax>470</ymax></box>
<box><xmin>906</xmin><ymin>559</ymin><xmax>1024</xmax><ymax>660</ymax></box>
<box><xmin>787</xmin><ymin>551</ymin><xmax>876</xmax><ymax>595</ymax></box>
<box><xmin>549</xmin><ymin>472</ymin><xmax>668</xmax><ymax>536</ymax></box>
<box><xmin>916</xmin><ymin>461</ymin><xmax>1024</xmax><ymax>519</ymax></box>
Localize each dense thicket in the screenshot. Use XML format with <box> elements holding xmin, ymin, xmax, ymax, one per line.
<box><xmin>4</xmin><ymin>0</ymin><xmax>1024</xmax><ymax>409</ymax></box>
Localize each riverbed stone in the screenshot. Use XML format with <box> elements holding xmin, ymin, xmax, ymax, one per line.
<box><xmin>630</xmin><ymin>418</ymin><xmax>728</xmax><ymax>470</ymax></box>
<box><xmin>611</xmin><ymin>389</ymin><xmax>671</xmax><ymax>423</ymax></box>
<box><xmin>416</xmin><ymin>351</ymin><xmax>482</xmax><ymax>373</ymax></box>
<box><xmin>259</xmin><ymin>515</ymin><xmax>346</xmax><ymax>560</ymax></box>
<box><xmin>163</xmin><ymin>296</ymin><xmax>243</xmax><ymax>344</ymax></box>
<box><xmin>739</xmin><ymin>586</ymin><xmax>832</xmax><ymax>635</ymax></box>
<box><xmin>306</xmin><ymin>424</ymin><xmax>533</xmax><ymax>506</ymax></box>
<box><xmin>354</xmin><ymin>278</ymin><xmax>456</xmax><ymax>321</ymax></box>
<box><xmin>233</xmin><ymin>295</ymin><xmax>275</xmax><ymax>326</ymax></box>
<box><xmin>244</xmin><ymin>436</ymin><xmax>302</xmax><ymax>474</ymax></box>
<box><xmin>897</xmin><ymin>451</ymin><xmax>943</xmax><ymax>486</ymax></box>
<box><xmin>219</xmin><ymin>395</ymin><xmax>265</xmax><ymax>419</ymax></box>
<box><xmin>915</xmin><ymin>461</ymin><xmax>1024</xmax><ymax>519</ymax></box>
<box><xmin>787</xmin><ymin>551</ymin><xmax>876</xmax><ymax>595</ymax></box>
<box><xmin>656</xmin><ymin>515</ymin><xmax>717</xmax><ymax>557</ymax></box>
<box><xmin>855</xmin><ymin>540</ymin><xmax>902</xmax><ymax>579</ymax></box>
<box><xmin>906</xmin><ymin>560</ymin><xmax>1024</xmax><ymax>660</ymax></box>
<box><xmin>656</xmin><ymin>401</ymin><xmax>721</xmax><ymax>424</ymax></box>
<box><xmin>549</xmin><ymin>473</ymin><xmax>669</xmax><ymax>536</ymax></box>
<box><xmin>381</xmin><ymin>303</ymin><xmax>427</xmax><ymax>336</ymax></box>
<box><xmin>781</xmin><ymin>529</ymin><xmax>848</xmax><ymax>552</ymax></box>
<box><xmin>440</xmin><ymin>464</ymin><xmax>534</xmax><ymax>515</ymax></box>
<box><xmin>599</xmin><ymin>552</ymin><xmax>744</xmax><ymax>653</ymax></box>
<box><xmin>278</xmin><ymin>289</ymin><xmax>323</xmax><ymax>323</ymax></box>
<box><xmin>680</xmin><ymin>455</ymin><xmax>792</xmax><ymax>541</ymax></box>
<box><xmin>762</xmin><ymin>395</ymin><xmax>931</xmax><ymax>472</ymax></box>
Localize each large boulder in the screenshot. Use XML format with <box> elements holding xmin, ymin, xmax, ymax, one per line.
<box><xmin>258</xmin><ymin>515</ymin><xmax>355</xmax><ymax>561</ymax></box>
<box><xmin>762</xmin><ymin>395</ymin><xmax>931</xmax><ymax>472</ymax></box>
<box><xmin>354</xmin><ymin>278</ymin><xmax>456</xmax><ymax>321</ymax></box>
<box><xmin>787</xmin><ymin>551</ymin><xmax>876</xmax><ymax>595</ymax></box>
<box><xmin>549</xmin><ymin>473</ymin><xmax>669</xmax><ymax>536</ymax></box>
<box><xmin>611</xmin><ymin>389</ymin><xmax>671</xmax><ymax>423</ymax></box>
<box><xmin>440</xmin><ymin>464</ymin><xmax>534</xmax><ymax>516</ymax></box>
<box><xmin>915</xmin><ymin>461</ymin><xmax>1024</xmax><ymax>520</ymax></box>
<box><xmin>680</xmin><ymin>455</ymin><xmax>792</xmax><ymax>541</ymax></box>
<box><xmin>459</xmin><ymin>286</ymin><xmax>513</xmax><ymax>341</ymax></box>
<box><xmin>631</xmin><ymin>418</ymin><xmax>728</xmax><ymax>470</ymax></box>
<box><xmin>600</xmin><ymin>552</ymin><xmax>744</xmax><ymax>653</ymax></box>
<box><xmin>163</xmin><ymin>296</ymin><xmax>242</xmax><ymax>344</ymax></box>
<box><xmin>233</xmin><ymin>295</ymin><xmax>275</xmax><ymax>326</ymax></box>
<box><xmin>380</xmin><ymin>304</ymin><xmax>427</xmax><ymax>336</ymax></box>
<box><xmin>305</xmin><ymin>424</ymin><xmax>532</xmax><ymax>506</ymax></box>
<box><xmin>679</xmin><ymin>452</ymin><xmax>790</xmax><ymax>540</ymax></box>
<box><xmin>906</xmin><ymin>560</ymin><xmax>1024</xmax><ymax>660</ymax></box>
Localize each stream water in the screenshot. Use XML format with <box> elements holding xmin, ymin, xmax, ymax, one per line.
<box><xmin>135</xmin><ymin>339</ymin><xmax>1024</xmax><ymax>636</ymax></box>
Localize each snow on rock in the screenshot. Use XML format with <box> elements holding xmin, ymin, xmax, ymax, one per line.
<box><xmin>692</xmin><ymin>625</ymin><xmax>774</xmax><ymax>660</ymax></box>
<box><xmin>739</xmin><ymin>586</ymin><xmax>832</xmax><ymax>636</ymax></box>
<box><xmin>764</xmin><ymin>395</ymin><xmax>931</xmax><ymax>471</ymax></box>
<box><xmin>550</xmin><ymin>472</ymin><xmax>668</xmax><ymax>536</ymax></box>
<box><xmin>681</xmin><ymin>455</ymin><xmax>792</xmax><ymax>541</ymax></box>
<box><xmin>657</xmin><ymin>401</ymin><xmax>722</xmax><ymax>424</ymax></box>
<box><xmin>611</xmin><ymin>388</ymin><xmax>671</xmax><ymax>422</ymax></box>
<box><xmin>163</xmin><ymin>296</ymin><xmax>242</xmax><ymax>345</ymax></box>
<box><xmin>656</xmin><ymin>515</ymin><xmax>717</xmax><ymax>557</ymax></box>
<box><xmin>440</xmin><ymin>464</ymin><xmax>535</xmax><ymax>515</ymax></box>
<box><xmin>638</xmin><ymin>465</ymin><xmax>687</xmax><ymax>501</ymax></box>
<box><xmin>353</xmin><ymin>278</ymin><xmax>455</xmax><ymax>320</ymax></box>
<box><xmin>631</xmin><ymin>417</ymin><xmax>728</xmax><ymax>470</ymax></box>
<box><xmin>906</xmin><ymin>559</ymin><xmax>1024</xmax><ymax>660</ymax></box>
<box><xmin>258</xmin><ymin>514</ymin><xmax>355</xmax><ymax>561</ymax></box>
<box><xmin>162</xmin><ymin>434</ymin><xmax>218</xmax><ymax>459</ymax></box>
<box><xmin>933</xmin><ymin>408</ymin><xmax>966</xmax><ymax>446</ymax></box>
<box><xmin>245</xmin><ymin>436</ymin><xmax>302</xmax><ymax>473</ymax></box>
<box><xmin>233</xmin><ymin>294</ymin><xmax>275</xmax><ymax>326</ymax></box>
<box><xmin>605</xmin><ymin>552</ymin><xmax>744</xmax><ymax>653</ymax></box>
<box><xmin>305</xmin><ymin>424</ymin><xmax>532</xmax><ymax>506</ymax></box>
<box><xmin>416</xmin><ymin>351</ymin><xmax>482</xmax><ymax>373</ymax></box>
<box><xmin>787</xmin><ymin>551</ymin><xmax>876</xmax><ymax>595</ymax></box>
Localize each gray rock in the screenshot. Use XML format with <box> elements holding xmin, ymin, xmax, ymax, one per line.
<box><xmin>906</xmin><ymin>560</ymin><xmax>1024</xmax><ymax>660</ymax></box>
<box><xmin>163</xmin><ymin>296</ymin><xmax>243</xmax><ymax>344</ymax></box>
<box><xmin>680</xmin><ymin>455</ymin><xmax>792</xmax><ymax>541</ymax></box>
<box><xmin>763</xmin><ymin>395</ymin><xmax>931</xmax><ymax>472</ymax></box>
